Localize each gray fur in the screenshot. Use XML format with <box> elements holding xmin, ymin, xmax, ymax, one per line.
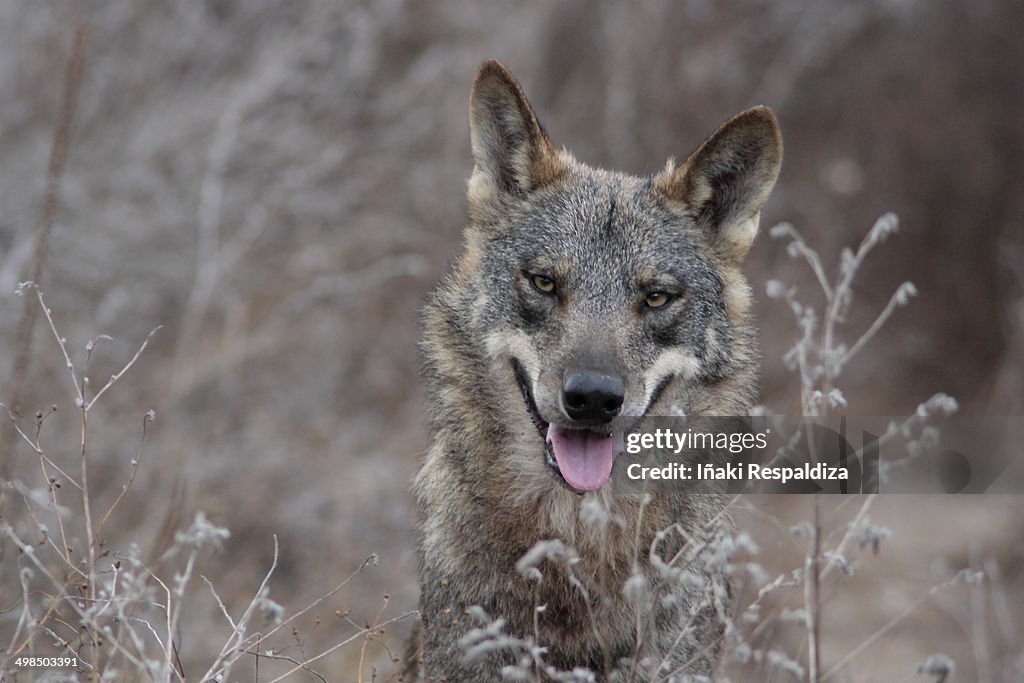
<box><xmin>410</xmin><ymin>60</ymin><xmax>782</xmax><ymax>682</ymax></box>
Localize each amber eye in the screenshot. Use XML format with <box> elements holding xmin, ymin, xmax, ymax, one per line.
<box><xmin>530</xmin><ymin>274</ymin><xmax>556</xmax><ymax>294</ymax></box>
<box><xmin>645</xmin><ymin>291</ymin><xmax>672</xmax><ymax>309</ymax></box>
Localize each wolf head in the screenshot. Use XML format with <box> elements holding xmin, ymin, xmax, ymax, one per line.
<box><xmin>422</xmin><ymin>60</ymin><xmax>781</xmax><ymax>497</ymax></box>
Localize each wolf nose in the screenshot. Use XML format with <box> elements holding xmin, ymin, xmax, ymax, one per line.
<box><xmin>562</xmin><ymin>371</ymin><xmax>625</xmax><ymax>423</ymax></box>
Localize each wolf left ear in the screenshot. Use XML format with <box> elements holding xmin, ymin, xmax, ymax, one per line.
<box><xmin>468</xmin><ymin>60</ymin><xmax>566</xmax><ymax>210</ymax></box>
<box><xmin>655</xmin><ymin>107</ymin><xmax>783</xmax><ymax>262</ymax></box>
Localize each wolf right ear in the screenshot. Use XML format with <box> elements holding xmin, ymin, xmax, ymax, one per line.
<box><xmin>655</xmin><ymin>107</ymin><xmax>783</xmax><ymax>263</ymax></box>
<box><xmin>468</xmin><ymin>60</ymin><xmax>566</xmax><ymax>209</ymax></box>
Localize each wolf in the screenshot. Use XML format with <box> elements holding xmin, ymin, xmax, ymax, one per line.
<box><xmin>410</xmin><ymin>60</ymin><xmax>782</xmax><ymax>681</ymax></box>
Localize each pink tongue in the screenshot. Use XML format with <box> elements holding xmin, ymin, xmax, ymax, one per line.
<box><xmin>546</xmin><ymin>424</ymin><xmax>617</xmax><ymax>491</ymax></box>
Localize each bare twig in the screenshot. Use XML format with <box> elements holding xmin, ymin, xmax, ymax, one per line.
<box><xmin>805</xmin><ymin>497</ymin><xmax>822</xmax><ymax>683</ymax></box>
<box><xmin>84</xmin><ymin>326</ymin><xmax>163</xmax><ymax>411</ymax></box>
<box><xmin>262</xmin><ymin>611</ymin><xmax>419</xmax><ymax>683</ymax></box>
<box><xmin>94</xmin><ymin>411</ymin><xmax>155</xmax><ymax>542</ymax></box>
<box><xmin>818</xmin><ymin>494</ymin><xmax>877</xmax><ymax>583</ymax></box>
<box><xmin>200</xmin><ymin>535</ymin><xmax>280</xmax><ymax>681</ymax></box>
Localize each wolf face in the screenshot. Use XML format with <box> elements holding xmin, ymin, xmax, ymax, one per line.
<box><xmin>425</xmin><ymin>60</ymin><xmax>782</xmax><ymax>496</ymax></box>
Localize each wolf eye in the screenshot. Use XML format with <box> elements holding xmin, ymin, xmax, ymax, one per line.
<box><xmin>529</xmin><ymin>274</ymin><xmax>556</xmax><ymax>294</ymax></box>
<box><xmin>644</xmin><ymin>291</ymin><xmax>672</xmax><ymax>309</ymax></box>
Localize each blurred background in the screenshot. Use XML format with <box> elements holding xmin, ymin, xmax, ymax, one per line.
<box><xmin>1</xmin><ymin>1</ymin><xmax>1022</xmax><ymax>680</ymax></box>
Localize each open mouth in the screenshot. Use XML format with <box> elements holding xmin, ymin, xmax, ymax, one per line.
<box><xmin>511</xmin><ymin>360</ymin><xmax>670</xmax><ymax>494</ymax></box>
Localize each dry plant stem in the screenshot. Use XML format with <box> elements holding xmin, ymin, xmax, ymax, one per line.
<box><xmin>819</xmin><ymin>494</ymin><xmax>877</xmax><ymax>583</ymax></box>
<box><xmin>84</xmin><ymin>327</ymin><xmax>162</xmax><ymax>412</ymax></box>
<box><xmin>644</xmin><ymin>497</ymin><xmax>740</xmax><ymax>679</ymax></box>
<box><xmin>522</xmin><ymin>543</ymin><xmax>612</xmax><ymax>677</ymax></box>
<box><xmin>0</xmin><ymin>405</ymin><xmax>81</xmax><ymax>575</ymax></box>
<box><xmin>772</xmin><ymin>215</ymin><xmax>909</xmax><ymax>414</ymax></box>
<box><xmin>123</xmin><ymin>555</ymin><xmax>179</xmax><ymax>678</ymax></box>
<box><xmin>821</xmin><ymin>214</ymin><xmax>902</xmax><ymax>397</ymax></box>
<box><xmin>164</xmin><ymin>548</ymin><xmax>202</xmax><ymax>681</ymax></box>
<box><xmin>94</xmin><ymin>413</ymin><xmax>151</xmax><ymax>541</ymax></box>
<box><xmin>733</xmin><ymin>573</ymin><xmax>803</xmax><ymax>648</ymax></box>
<box><xmin>0</xmin><ymin>528</ymin><xmax>145</xmax><ymax>677</ymax></box>
<box><xmin>34</xmin><ymin>285</ymin><xmax>162</xmax><ymax>546</ymax></box>
<box><xmin>201</xmin><ymin>536</ymin><xmax>279</xmax><ymax>681</ymax></box>
<box><xmin>805</xmin><ymin>496</ymin><xmax>823</xmax><ymax>683</ymax></box>
<box><xmin>5</xmin><ymin>567</ymin><xmax>34</xmax><ymax>665</ymax></box>
<box><xmin>78</xmin><ymin>409</ymin><xmax>96</xmax><ymax>639</ymax></box>
<box><xmin>0</xmin><ymin>407</ymin><xmax>83</xmax><ymax>490</ymax></box>
<box><xmin>4</xmin><ymin>556</ymin><xmax>81</xmax><ymax>660</ymax></box>
<box><xmin>358</xmin><ymin>594</ymin><xmax>391</xmax><ymax>683</ymax></box>
<box><xmin>532</xmin><ymin>584</ymin><xmax>543</xmax><ymax>683</ymax></box>
<box><xmin>4</xmin><ymin>279</ymin><xmax>411</xmax><ymax>679</ymax></box>
<box><xmin>245</xmin><ymin>554</ymin><xmax>379</xmax><ymax>643</ymax></box>
<box><xmin>775</xmin><ymin>224</ymin><xmax>833</xmax><ymax>300</ymax></box>
<box><xmin>626</xmin><ymin>494</ymin><xmax>652</xmax><ymax>683</ymax></box>
<box><xmin>34</xmin><ymin>287</ymin><xmax>93</xmax><ymax>672</ymax></box>
<box><xmin>261</xmin><ymin>611</ymin><xmax>418</xmax><ymax>683</ymax></box>
<box><xmin>661</xmin><ymin>604</ymin><xmax>732</xmax><ymax>680</ymax></box>
<box><xmin>571</xmin><ymin>555</ymin><xmax>610</xmax><ymax>676</ymax></box>
<box><xmin>838</xmin><ymin>287</ymin><xmax>912</xmax><ymax>369</ymax></box>
<box><xmin>657</xmin><ymin>593</ymin><xmax>720</xmax><ymax>678</ymax></box>
<box><xmin>983</xmin><ymin>559</ymin><xmax>1017</xmax><ymax>648</ymax></box>
<box><xmin>968</xmin><ymin>546</ymin><xmax>992</xmax><ymax>683</ymax></box>
<box><xmin>1</xmin><ymin>25</ymin><xmax>89</xmax><ymax>478</ymax></box>
<box><xmin>202</xmin><ymin>553</ymin><xmax>385</xmax><ymax>681</ymax></box>
<box><xmin>239</xmin><ymin>649</ymin><xmax>329</xmax><ymax>683</ymax></box>
<box><xmin>27</xmin><ymin>287</ymin><xmax>160</xmax><ymax>680</ymax></box>
<box><xmin>754</xmin><ymin>217</ymin><xmax>929</xmax><ymax>681</ymax></box>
